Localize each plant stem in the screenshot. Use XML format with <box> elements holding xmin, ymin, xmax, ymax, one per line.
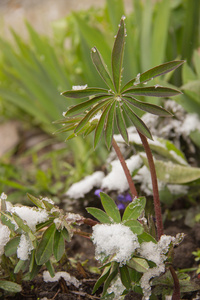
<box><xmin>169</xmin><ymin>266</ymin><xmax>181</xmax><ymax>300</ymax></box>
<box><xmin>112</xmin><ymin>138</ymin><xmax>138</xmax><ymax>198</ymax></box>
<box><xmin>137</xmin><ymin>131</ymin><xmax>163</xmax><ymax>239</ymax></box>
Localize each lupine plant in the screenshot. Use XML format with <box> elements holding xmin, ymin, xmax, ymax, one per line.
<box><xmin>1</xmin><ymin>16</ymin><xmax>197</xmax><ymax>300</ymax></box>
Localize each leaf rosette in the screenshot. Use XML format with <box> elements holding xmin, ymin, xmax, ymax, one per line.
<box><xmin>58</xmin><ymin>17</ymin><xmax>184</xmax><ymax>149</ymax></box>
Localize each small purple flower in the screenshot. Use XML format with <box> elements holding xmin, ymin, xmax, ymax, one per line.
<box><xmin>94</xmin><ymin>189</ymin><xmax>102</xmax><ymax>198</ymax></box>
<box><xmin>117</xmin><ymin>193</ymin><xmax>132</xmax><ymax>202</ymax></box>
<box><xmin>117</xmin><ymin>203</ymin><xmax>125</xmax><ymax>210</ymax></box>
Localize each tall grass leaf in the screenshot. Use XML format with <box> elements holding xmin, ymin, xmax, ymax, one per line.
<box><xmin>123</xmin><ymin>103</ymin><xmax>152</xmax><ymax>140</ymax></box>
<box><xmin>112</xmin><ymin>17</ymin><xmax>126</xmax><ymax>92</ymax></box>
<box><xmin>116</xmin><ymin>104</ymin><xmax>129</xmax><ymax>144</ymax></box>
<box><xmin>151</xmin><ymin>0</ymin><xmax>171</xmax><ymax>66</ymax></box>
<box><xmin>100</xmin><ymin>192</ymin><xmax>121</xmax><ymax>223</ymax></box>
<box><xmin>94</xmin><ymin>102</ymin><xmax>113</xmax><ymax>149</ymax></box>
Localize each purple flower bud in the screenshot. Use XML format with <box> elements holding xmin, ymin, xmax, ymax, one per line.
<box><xmin>117</xmin><ymin>203</ymin><xmax>125</xmax><ymax>210</ymax></box>
<box><xmin>124</xmin><ymin>193</ymin><xmax>132</xmax><ymax>202</ymax></box>
<box><xmin>94</xmin><ymin>189</ymin><xmax>102</xmax><ymax>198</ymax></box>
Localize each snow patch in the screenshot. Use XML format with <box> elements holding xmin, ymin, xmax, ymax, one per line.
<box><xmin>43</xmin><ymin>271</ymin><xmax>80</xmax><ymax>288</ymax></box>
<box><xmin>0</xmin><ymin>223</ymin><xmax>10</xmax><ymax>256</ymax></box>
<box><xmin>17</xmin><ymin>234</ymin><xmax>34</xmax><ymax>260</ymax></box>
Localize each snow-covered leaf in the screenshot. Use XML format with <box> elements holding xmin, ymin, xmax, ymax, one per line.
<box><xmin>122</xmin><ymin>197</ymin><xmax>146</xmax><ymax>221</ymax></box>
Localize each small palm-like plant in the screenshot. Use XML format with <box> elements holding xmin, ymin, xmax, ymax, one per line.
<box><xmin>59</xmin><ymin>16</ymin><xmax>184</xmax><ymax>151</ymax></box>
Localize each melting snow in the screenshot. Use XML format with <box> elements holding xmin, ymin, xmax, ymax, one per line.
<box><xmin>43</xmin><ymin>271</ymin><xmax>80</xmax><ymax>288</ymax></box>
<box><xmin>107</xmin><ymin>275</ymin><xmax>126</xmax><ymax>300</ymax></box>
<box><xmin>72</xmin><ymin>84</ymin><xmax>87</xmax><ymax>90</ymax></box>
<box><xmin>0</xmin><ymin>223</ymin><xmax>10</xmax><ymax>256</ymax></box>
<box><xmin>134</xmin><ymin>73</ymin><xmax>141</xmax><ymax>85</ymax></box>
<box><xmin>66</xmin><ymin>171</ymin><xmax>104</xmax><ymax>199</ymax></box>
<box><xmin>92</xmin><ymin>223</ymin><xmax>140</xmax><ymax>264</ymax></box>
<box><xmin>17</xmin><ymin>234</ymin><xmax>34</xmax><ymax>260</ymax></box>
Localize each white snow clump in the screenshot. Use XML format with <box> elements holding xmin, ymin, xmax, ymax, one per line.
<box><xmin>43</xmin><ymin>271</ymin><xmax>80</xmax><ymax>288</ymax></box>
<box><xmin>0</xmin><ymin>222</ymin><xmax>10</xmax><ymax>256</ymax></box>
<box><xmin>17</xmin><ymin>234</ymin><xmax>34</xmax><ymax>260</ymax></box>
<box><xmin>72</xmin><ymin>84</ymin><xmax>87</xmax><ymax>90</ymax></box>
<box><xmin>107</xmin><ymin>275</ymin><xmax>126</xmax><ymax>300</ymax></box>
<box><xmin>66</xmin><ymin>171</ymin><xmax>104</xmax><ymax>199</ymax></box>
<box><xmin>92</xmin><ymin>223</ymin><xmax>139</xmax><ymax>265</ymax></box>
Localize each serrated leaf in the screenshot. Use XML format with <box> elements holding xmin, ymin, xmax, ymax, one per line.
<box><xmin>100</xmin><ymin>192</ymin><xmax>121</xmax><ymax>223</ymax></box>
<box><xmin>124</xmin><ymin>96</ymin><xmax>172</xmax><ymax>116</ymax></box>
<box><xmin>65</xmin><ymin>95</ymin><xmax>112</xmax><ymax>117</ymax></box>
<box><xmin>4</xmin><ymin>236</ymin><xmax>20</xmax><ymax>257</ymax></box>
<box><xmin>119</xmin><ymin>265</ymin><xmax>131</xmax><ymax>290</ymax></box>
<box><xmin>123</xmin><ymin>102</ymin><xmax>153</xmax><ymax>140</ymax></box>
<box><xmin>116</xmin><ymin>104</ymin><xmax>129</xmax><ymax>144</ymax></box>
<box><xmin>112</xmin><ymin>17</ymin><xmax>126</xmax><ymax>92</ymax></box>
<box><xmin>122</xmin><ymin>60</ymin><xmax>185</xmax><ymax>90</ymax></box>
<box><xmin>123</xmin><ymin>86</ymin><xmax>181</xmax><ymax>97</ymax></box>
<box><xmin>61</xmin><ymin>87</ymin><xmax>109</xmax><ymax>98</ymax></box>
<box><xmin>122</xmin><ymin>197</ymin><xmax>146</xmax><ymax>221</ymax></box>
<box><xmin>53</xmin><ymin>230</ymin><xmax>65</xmax><ymax>261</ymax></box>
<box><xmin>127</xmin><ymin>257</ymin><xmax>149</xmax><ymax>273</ymax></box>
<box><xmin>105</xmin><ymin>102</ymin><xmax>116</xmax><ymax>149</ymax></box>
<box><xmin>94</xmin><ymin>102</ymin><xmax>113</xmax><ymax>149</ymax></box>
<box><xmin>92</xmin><ymin>264</ymin><xmax>111</xmax><ymax>294</ymax></box>
<box><xmin>86</xmin><ymin>207</ymin><xmax>112</xmax><ymax>224</ymax></box>
<box><xmin>124</xmin><ymin>219</ymin><xmax>144</xmax><ymax>235</ymax></box>
<box><xmin>27</xmin><ymin>193</ymin><xmax>44</xmax><ymax>209</ymax></box>
<box><xmin>91</xmin><ymin>47</ymin><xmax>114</xmax><ymax>90</ymax></box>
<box><xmin>137</xmin><ymin>231</ymin><xmax>157</xmax><ymax>244</ymax></box>
<box><xmin>0</xmin><ymin>280</ymin><xmax>22</xmax><ymax>293</ymax></box>
<box><xmin>74</xmin><ymin>98</ymin><xmax>112</xmax><ymax>133</ymax></box>
<box><xmin>35</xmin><ymin>223</ymin><xmax>56</xmax><ymax>265</ymax></box>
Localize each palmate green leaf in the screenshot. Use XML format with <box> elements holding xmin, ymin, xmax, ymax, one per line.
<box><xmin>86</xmin><ymin>207</ymin><xmax>112</xmax><ymax>224</ymax></box>
<box><xmin>127</xmin><ymin>257</ymin><xmax>149</xmax><ymax>273</ymax></box>
<box><xmin>65</xmin><ymin>95</ymin><xmax>113</xmax><ymax>117</ymax></box>
<box><xmin>112</xmin><ymin>17</ymin><xmax>126</xmax><ymax>92</ymax></box>
<box><xmin>35</xmin><ymin>223</ymin><xmax>56</xmax><ymax>265</ymax></box>
<box><xmin>61</xmin><ymin>87</ymin><xmax>109</xmax><ymax>99</ymax></box>
<box><xmin>119</xmin><ymin>265</ymin><xmax>131</xmax><ymax>290</ymax></box>
<box><xmin>122</xmin><ymin>197</ymin><xmax>146</xmax><ymax>221</ymax></box>
<box><xmin>116</xmin><ymin>104</ymin><xmax>129</xmax><ymax>144</ymax></box>
<box><xmin>123</xmin><ymin>102</ymin><xmax>153</xmax><ymax>140</ymax></box>
<box><xmin>121</xmin><ymin>60</ymin><xmax>185</xmax><ymax>91</ymax></box>
<box><xmin>100</xmin><ymin>192</ymin><xmax>121</xmax><ymax>223</ymax></box>
<box><xmin>53</xmin><ymin>230</ymin><xmax>65</xmax><ymax>261</ymax></box>
<box><xmin>123</xmin><ymin>86</ymin><xmax>181</xmax><ymax>97</ymax></box>
<box><xmin>94</xmin><ymin>102</ymin><xmax>113</xmax><ymax>149</ymax></box>
<box><xmin>92</xmin><ymin>264</ymin><xmax>111</xmax><ymax>294</ymax></box>
<box><xmin>124</xmin><ymin>219</ymin><xmax>144</xmax><ymax>235</ymax></box>
<box><xmin>123</xmin><ymin>96</ymin><xmax>172</xmax><ymax>117</ymax></box>
<box><xmin>105</xmin><ymin>102</ymin><xmax>116</xmax><ymax>149</ymax></box>
<box><xmin>91</xmin><ymin>47</ymin><xmax>114</xmax><ymax>90</ymax></box>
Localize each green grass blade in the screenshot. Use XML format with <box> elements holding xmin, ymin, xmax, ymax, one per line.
<box><xmin>123</xmin><ymin>86</ymin><xmax>182</xmax><ymax>97</ymax></box>
<box><xmin>112</xmin><ymin>17</ymin><xmax>126</xmax><ymax>92</ymax></box>
<box><xmin>94</xmin><ymin>102</ymin><xmax>113</xmax><ymax>149</ymax></box>
<box><xmin>115</xmin><ymin>104</ymin><xmax>129</xmax><ymax>145</ymax></box>
<box><xmin>105</xmin><ymin>102</ymin><xmax>116</xmax><ymax>149</ymax></box>
<box><xmin>123</xmin><ymin>103</ymin><xmax>152</xmax><ymax>140</ymax></box>
<box><xmin>124</xmin><ymin>96</ymin><xmax>172</xmax><ymax>116</ymax></box>
<box><xmin>91</xmin><ymin>47</ymin><xmax>114</xmax><ymax>90</ymax></box>
<box><xmin>100</xmin><ymin>192</ymin><xmax>121</xmax><ymax>223</ymax></box>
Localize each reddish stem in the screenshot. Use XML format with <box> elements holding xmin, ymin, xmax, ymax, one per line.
<box><xmin>169</xmin><ymin>266</ymin><xmax>181</xmax><ymax>300</ymax></box>
<box><xmin>137</xmin><ymin>131</ymin><xmax>163</xmax><ymax>239</ymax></box>
<box><xmin>112</xmin><ymin>138</ymin><xmax>138</xmax><ymax>198</ymax></box>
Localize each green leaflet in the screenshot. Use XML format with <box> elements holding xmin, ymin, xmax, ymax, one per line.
<box><xmin>102</xmin><ymin>262</ymin><xmax>118</xmax><ymax>297</ymax></box>
<box><xmin>4</xmin><ymin>236</ymin><xmax>20</xmax><ymax>257</ymax></box>
<box><xmin>122</xmin><ymin>197</ymin><xmax>146</xmax><ymax>222</ymax></box>
<box><xmin>123</xmin><ymin>102</ymin><xmax>153</xmax><ymax>140</ymax></box>
<box><xmin>123</xmin><ymin>86</ymin><xmax>181</xmax><ymax>97</ymax></box>
<box><xmin>112</xmin><ymin>17</ymin><xmax>126</xmax><ymax>92</ymax></box>
<box><xmin>35</xmin><ymin>223</ymin><xmax>56</xmax><ymax>265</ymax></box>
<box><xmin>123</xmin><ymin>96</ymin><xmax>172</xmax><ymax>117</ymax></box>
<box><xmin>124</xmin><ymin>219</ymin><xmax>144</xmax><ymax>235</ymax></box>
<box><xmin>91</xmin><ymin>47</ymin><xmax>114</xmax><ymax>90</ymax></box>
<box><xmin>119</xmin><ymin>265</ymin><xmax>131</xmax><ymax>290</ymax></box>
<box><xmin>92</xmin><ymin>264</ymin><xmax>111</xmax><ymax>294</ymax></box>
<box><xmin>53</xmin><ymin>230</ymin><xmax>65</xmax><ymax>261</ymax></box>
<box><xmin>0</xmin><ymin>280</ymin><xmax>22</xmax><ymax>293</ymax></box>
<box><xmin>61</xmin><ymin>88</ymin><xmax>109</xmax><ymax>99</ymax></box>
<box><xmin>86</xmin><ymin>207</ymin><xmax>112</xmax><ymax>224</ymax></box>
<box><xmin>116</xmin><ymin>104</ymin><xmax>129</xmax><ymax>144</ymax></box>
<box><xmin>100</xmin><ymin>192</ymin><xmax>121</xmax><ymax>223</ymax></box>
<box><xmin>27</xmin><ymin>193</ymin><xmax>44</xmax><ymax>209</ymax></box>
<box><xmin>127</xmin><ymin>257</ymin><xmax>149</xmax><ymax>273</ymax></box>
<box><xmin>137</xmin><ymin>231</ymin><xmax>157</xmax><ymax>244</ymax></box>
<box><xmin>105</xmin><ymin>102</ymin><xmax>116</xmax><ymax>149</ymax></box>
